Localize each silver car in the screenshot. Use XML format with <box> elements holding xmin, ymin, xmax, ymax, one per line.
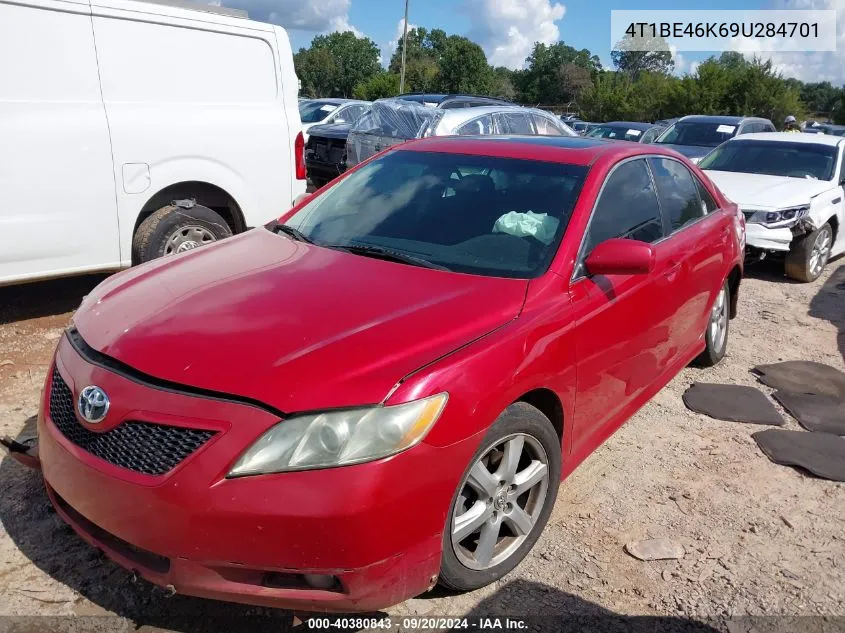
<box><xmin>347</xmin><ymin>100</ymin><xmax>577</xmax><ymax>166</ymax></box>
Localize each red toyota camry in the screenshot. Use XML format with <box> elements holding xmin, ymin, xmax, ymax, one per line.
<box><xmin>34</xmin><ymin>136</ymin><xmax>744</xmax><ymax>612</ymax></box>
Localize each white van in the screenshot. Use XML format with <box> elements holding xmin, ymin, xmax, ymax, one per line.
<box><xmin>0</xmin><ymin>0</ymin><xmax>306</xmax><ymax>286</ymax></box>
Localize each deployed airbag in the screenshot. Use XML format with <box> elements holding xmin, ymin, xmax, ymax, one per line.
<box><xmin>753</xmin><ymin>429</ymin><xmax>845</xmax><ymax>481</ymax></box>
<box><xmin>682</xmin><ymin>383</ymin><xmax>784</xmax><ymax>425</ymax></box>
<box><xmin>772</xmin><ymin>390</ymin><xmax>845</xmax><ymax>435</ymax></box>
<box><xmin>752</xmin><ymin>361</ymin><xmax>845</xmax><ymax>398</ymax></box>
<box><xmin>493</xmin><ymin>211</ymin><xmax>559</xmax><ymax>245</ymax></box>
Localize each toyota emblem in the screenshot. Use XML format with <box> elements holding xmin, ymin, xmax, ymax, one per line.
<box><xmin>78</xmin><ymin>386</ymin><xmax>110</xmax><ymax>423</ymax></box>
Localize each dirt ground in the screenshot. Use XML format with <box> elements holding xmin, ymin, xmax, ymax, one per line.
<box><xmin>0</xmin><ymin>258</ymin><xmax>843</xmax><ymax>632</ymax></box>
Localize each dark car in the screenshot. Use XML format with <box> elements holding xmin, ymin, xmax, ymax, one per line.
<box><xmin>585</xmin><ymin>121</ymin><xmax>653</xmax><ymax>143</ymax></box>
<box><xmin>653</xmin><ymin>115</ymin><xmax>776</xmax><ymax>161</ymax></box>
<box><xmin>395</xmin><ymin>93</ymin><xmax>514</xmax><ymax>109</ymax></box>
<box><xmin>305</xmin><ymin>121</ymin><xmax>357</xmax><ymax>188</ymax></box>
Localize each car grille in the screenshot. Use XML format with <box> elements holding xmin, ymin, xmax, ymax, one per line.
<box><xmin>49</xmin><ymin>366</ymin><xmax>216</xmax><ymax>476</ymax></box>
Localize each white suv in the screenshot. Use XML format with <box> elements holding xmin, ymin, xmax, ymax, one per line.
<box><xmin>0</xmin><ymin>0</ymin><xmax>306</xmax><ymax>286</ymax></box>
<box><xmin>701</xmin><ymin>132</ymin><xmax>845</xmax><ymax>281</ymax></box>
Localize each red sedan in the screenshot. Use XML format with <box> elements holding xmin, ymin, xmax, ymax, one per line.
<box><xmin>33</xmin><ymin>136</ymin><xmax>744</xmax><ymax>612</ymax></box>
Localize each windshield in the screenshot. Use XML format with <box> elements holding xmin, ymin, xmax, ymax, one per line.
<box><xmin>699</xmin><ymin>140</ymin><xmax>838</xmax><ymax>180</ymax></box>
<box><xmin>586</xmin><ymin>125</ymin><xmax>644</xmax><ymax>142</ymax></box>
<box><xmin>299</xmin><ymin>101</ymin><xmax>339</xmax><ymax>123</ymax></box>
<box><xmin>656</xmin><ymin>121</ymin><xmax>739</xmax><ymax>148</ymax></box>
<box><xmin>282</xmin><ymin>150</ymin><xmax>588</xmax><ymax>279</ymax></box>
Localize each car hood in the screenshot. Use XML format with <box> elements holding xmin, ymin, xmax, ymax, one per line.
<box><xmin>307</xmin><ymin>122</ymin><xmax>354</xmax><ymax>141</ymax></box>
<box><xmin>655</xmin><ymin>143</ymin><xmax>714</xmax><ymax>159</ymax></box>
<box><xmin>73</xmin><ymin>229</ymin><xmax>527</xmax><ymax>413</ymax></box>
<box><xmin>704</xmin><ymin>170</ymin><xmax>834</xmax><ymax>209</ymax></box>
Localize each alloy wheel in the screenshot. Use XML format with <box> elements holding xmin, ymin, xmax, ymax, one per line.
<box><xmin>164</xmin><ymin>225</ymin><xmax>217</xmax><ymax>255</ymax></box>
<box><xmin>451</xmin><ymin>433</ymin><xmax>550</xmax><ymax>571</ymax></box>
<box><xmin>809</xmin><ymin>226</ymin><xmax>833</xmax><ymax>279</ymax></box>
<box><xmin>709</xmin><ymin>285</ymin><xmax>729</xmax><ymax>354</ymax></box>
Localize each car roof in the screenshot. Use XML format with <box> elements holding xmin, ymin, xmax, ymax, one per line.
<box><xmin>678</xmin><ymin>115</ymin><xmax>764</xmax><ymax>124</ymax></box>
<box><xmin>727</xmin><ymin>131</ymin><xmax>845</xmax><ymax>146</ymax></box>
<box><xmin>597</xmin><ymin>121</ymin><xmax>653</xmax><ymax>130</ymax></box>
<box><xmin>305</xmin><ymin>98</ymin><xmax>359</xmax><ymax>105</ymax></box>
<box><xmin>397</xmin><ymin>93</ymin><xmax>511</xmax><ymax>104</ymax></box>
<box><xmin>436</xmin><ymin>105</ymin><xmax>558</xmax><ymax>124</ymax></box>
<box><xmin>395</xmin><ymin>135</ymin><xmax>686</xmax><ymax>166</ymax></box>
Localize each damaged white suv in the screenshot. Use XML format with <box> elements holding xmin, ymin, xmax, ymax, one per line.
<box><xmin>700</xmin><ymin>132</ymin><xmax>845</xmax><ymax>281</ymax></box>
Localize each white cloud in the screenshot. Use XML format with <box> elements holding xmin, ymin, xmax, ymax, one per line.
<box><xmin>728</xmin><ymin>0</ymin><xmax>845</xmax><ymax>83</ymax></box>
<box><xmin>387</xmin><ymin>17</ymin><xmax>419</xmax><ymax>57</ymax></box>
<box><xmin>465</xmin><ymin>0</ymin><xmax>566</xmax><ymax>69</ymax></box>
<box><xmin>215</xmin><ymin>0</ymin><xmax>361</xmax><ymax>35</ymax></box>
<box><xmin>669</xmin><ymin>45</ymin><xmax>700</xmax><ymax>76</ymax></box>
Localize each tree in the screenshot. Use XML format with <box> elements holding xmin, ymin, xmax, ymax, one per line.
<box><xmin>488</xmin><ymin>66</ymin><xmax>517</xmax><ymax>101</ymax></box>
<box><xmin>611</xmin><ymin>33</ymin><xmax>675</xmax><ymax>79</ymax></box>
<box><xmin>439</xmin><ymin>36</ymin><xmax>490</xmax><ymax>94</ymax></box>
<box><xmin>516</xmin><ymin>42</ymin><xmax>602</xmax><ymax>104</ymax></box>
<box><xmin>558</xmin><ymin>63</ymin><xmax>592</xmax><ymax>104</ymax></box>
<box><xmin>294</xmin><ymin>31</ymin><xmax>381</xmax><ymax>98</ymax></box>
<box><xmin>353</xmin><ymin>72</ymin><xmax>401</xmax><ymax>100</ymax></box>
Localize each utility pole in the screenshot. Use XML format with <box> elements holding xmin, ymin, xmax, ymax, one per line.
<box><xmin>399</xmin><ymin>0</ymin><xmax>409</xmax><ymax>94</ymax></box>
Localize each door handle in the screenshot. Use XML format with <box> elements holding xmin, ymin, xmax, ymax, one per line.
<box><xmin>664</xmin><ymin>259</ymin><xmax>682</xmax><ymax>280</ymax></box>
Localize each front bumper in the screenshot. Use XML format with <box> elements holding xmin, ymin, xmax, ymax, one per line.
<box><xmin>745</xmin><ymin>222</ymin><xmax>794</xmax><ymax>252</ymax></box>
<box><xmin>38</xmin><ymin>334</ymin><xmax>477</xmax><ymax>612</ymax></box>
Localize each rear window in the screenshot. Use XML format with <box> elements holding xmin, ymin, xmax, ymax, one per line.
<box><xmin>587</xmin><ymin>125</ymin><xmax>644</xmax><ymax>142</ymax></box>
<box><xmin>300</xmin><ymin>101</ymin><xmax>339</xmax><ymax>123</ymax></box>
<box><xmin>284</xmin><ymin>150</ymin><xmax>589</xmax><ymax>279</ymax></box>
<box><xmin>699</xmin><ymin>140</ymin><xmax>838</xmax><ymax>180</ymax></box>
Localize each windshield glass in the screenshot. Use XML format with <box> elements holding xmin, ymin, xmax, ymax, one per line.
<box><xmin>586</xmin><ymin>125</ymin><xmax>644</xmax><ymax>142</ymax></box>
<box><xmin>699</xmin><ymin>140</ymin><xmax>838</xmax><ymax>180</ymax></box>
<box><xmin>283</xmin><ymin>150</ymin><xmax>588</xmax><ymax>279</ymax></box>
<box><xmin>299</xmin><ymin>101</ymin><xmax>339</xmax><ymax>123</ymax></box>
<box><xmin>656</xmin><ymin>121</ymin><xmax>739</xmax><ymax>148</ymax></box>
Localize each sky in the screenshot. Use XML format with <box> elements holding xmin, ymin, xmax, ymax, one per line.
<box><xmin>212</xmin><ymin>0</ymin><xmax>845</xmax><ymax>84</ymax></box>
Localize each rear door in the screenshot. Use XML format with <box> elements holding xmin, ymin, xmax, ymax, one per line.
<box><xmin>648</xmin><ymin>156</ymin><xmax>733</xmax><ymax>358</ymax></box>
<box><xmin>0</xmin><ymin>0</ymin><xmax>118</xmax><ymax>284</ymax></box>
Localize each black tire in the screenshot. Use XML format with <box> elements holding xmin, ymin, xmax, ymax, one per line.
<box><xmin>785</xmin><ymin>222</ymin><xmax>833</xmax><ymax>282</ymax></box>
<box><xmin>695</xmin><ymin>279</ymin><xmax>730</xmax><ymax>367</ymax></box>
<box><xmin>132</xmin><ymin>203</ymin><xmax>232</xmax><ymax>264</ymax></box>
<box><xmin>438</xmin><ymin>402</ymin><xmax>561</xmax><ymax>592</ymax></box>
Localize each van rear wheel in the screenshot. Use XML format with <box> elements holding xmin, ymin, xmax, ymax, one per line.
<box><xmin>132</xmin><ymin>203</ymin><xmax>232</xmax><ymax>263</ymax></box>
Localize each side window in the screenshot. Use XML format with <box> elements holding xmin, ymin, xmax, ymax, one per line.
<box><xmin>440</xmin><ymin>100</ymin><xmax>467</xmax><ymax>110</ymax></box>
<box><xmin>532</xmin><ymin>114</ymin><xmax>564</xmax><ymax>136</ymax></box>
<box><xmin>649</xmin><ymin>158</ymin><xmax>705</xmax><ymax>232</ymax></box>
<box><xmin>495</xmin><ymin>112</ymin><xmax>535</xmax><ymax>135</ymax></box>
<box><xmin>455</xmin><ymin>115</ymin><xmax>494</xmax><ymax>136</ymax></box>
<box><xmin>583</xmin><ymin>159</ymin><xmax>664</xmax><ymax>256</ymax></box>
<box><xmin>694</xmin><ymin>177</ymin><xmax>719</xmax><ymax>213</ymax></box>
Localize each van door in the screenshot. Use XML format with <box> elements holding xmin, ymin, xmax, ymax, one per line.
<box><xmin>0</xmin><ymin>0</ymin><xmax>119</xmax><ymax>285</ymax></box>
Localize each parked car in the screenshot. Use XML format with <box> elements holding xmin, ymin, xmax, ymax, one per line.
<box><xmin>654</xmin><ymin>117</ymin><xmax>680</xmax><ymax>128</ymax></box>
<box><xmin>29</xmin><ymin>136</ymin><xmax>743</xmax><ymax>613</ymax></box>
<box><xmin>0</xmin><ymin>0</ymin><xmax>305</xmax><ymax>286</ymax></box>
<box><xmin>639</xmin><ymin>124</ymin><xmax>669</xmax><ymax>144</ymax></box>
<box><xmin>654</xmin><ymin>115</ymin><xmax>776</xmax><ymax>162</ymax></box>
<box><xmin>396</xmin><ymin>93</ymin><xmax>514</xmax><ymax>109</ymax></box>
<box><xmin>815</xmin><ymin>124</ymin><xmax>845</xmax><ymax>137</ymax></box>
<box><xmin>585</xmin><ymin>121</ymin><xmax>654</xmax><ymax>142</ymax></box>
<box><xmin>304</xmin><ymin>117</ymin><xmax>367</xmax><ymax>188</ymax></box>
<box><xmin>570</xmin><ymin>121</ymin><xmax>597</xmax><ymax>135</ymax></box>
<box><xmin>347</xmin><ymin>100</ymin><xmax>576</xmax><ymax>166</ymax></box>
<box><xmin>299</xmin><ymin>99</ymin><xmax>369</xmax><ymax>141</ymax></box>
<box><xmin>700</xmin><ymin>132</ymin><xmax>845</xmax><ymax>281</ymax></box>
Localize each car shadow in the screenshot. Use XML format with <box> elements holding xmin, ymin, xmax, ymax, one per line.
<box><xmin>808</xmin><ymin>262</ymin><xmax>845</xmax><ymax>364</ymax></box>
<box><xmin>0</xmin><ymin>274</ymin><xmax>110</xmax><ymax>325</ymax></box>
<box><xmin>741</xmin><ymin>257</ymin><xmax>801</xmax><ymax>284</ymax></box>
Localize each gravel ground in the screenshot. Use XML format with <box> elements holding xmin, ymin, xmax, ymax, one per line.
<box><xmin>0</xmin><ymin>258</ymin><xmax>843</xmax><ymax>633</ymax></box>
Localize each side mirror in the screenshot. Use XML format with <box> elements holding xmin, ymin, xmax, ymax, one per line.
<box><xmin>584</xmin><ymin>238</ymin><xmax>655</xmax><ymax>276</ymax></box>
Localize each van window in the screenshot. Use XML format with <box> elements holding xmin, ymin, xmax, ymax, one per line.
<box><xmin>0</xmin><ymin>3</ymin><xmax>101</xmax><ymax>101</ymax></box>
<box><xmin>94</xmin><ymin>19</ymin><xmax>277</xmax><ymax>104</ymax></box>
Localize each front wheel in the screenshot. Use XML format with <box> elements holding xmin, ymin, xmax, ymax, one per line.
<box><xmin>785</xmin><ymin>222</ymin><xmax>833</xmax><ymax>282</ymax></box>
<box><xmin>695</xmin><ymin>279</ymin><xmax>729</xmax><ymax>367</ymax></box>
<box><xmin>438</xmin><ymin>402</ymin><xmax>561</xmax><ymax>592</ymax></box>
<box><xmin>132</xmin><ymin>203</ymin><xmax>232</xmax><ymax>264</ymax></box>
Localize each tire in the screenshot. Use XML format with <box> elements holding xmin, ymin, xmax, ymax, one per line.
<box><xmin>132</xmin><ymin>203</ymin><xmax>232</xmax><ymax>264</ymax></box>
<box><xmin>785</xmin><ymin>222</ymin><xmax>833</xmax><ymax>282</ymax></box>
<box><xmin>695</xmin><ymin>279</ymin><xmax>730</xmax><ymax>367</ymax></box>
<box><xmin>438</xmin><ymin>402</ymin><xmax>561</xmax><ymax>592</ymax></box>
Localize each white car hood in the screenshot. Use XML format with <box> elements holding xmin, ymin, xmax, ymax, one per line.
<box><xmin>706</xmin><ymin>170</ymin><xmax>835</xmax><ymax>209</ymax></box>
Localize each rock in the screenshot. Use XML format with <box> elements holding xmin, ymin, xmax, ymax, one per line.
<box><xmin>780</xmin><ymin>515</ymin><xmax>795</xmax><ymax>529</ymax></box>
<box><xmin>624</xmin><ymin>538</ymin><xmax>685</xmax><ymax>561</ymax></box>
<box><xmin>662</xmin><ymin>570</ymin><xmax>672</xmax><ymax>582</ymax></box>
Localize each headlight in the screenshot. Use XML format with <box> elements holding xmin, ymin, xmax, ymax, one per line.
<box><xmin>743</xmin><ymin>205</ymin><xmax>809</xmax><ymax>228</ymax></box>
<box><xmin>228</xmin><ymin>393</ymin><xmax>448</xmax><ymax>477</ymax></box>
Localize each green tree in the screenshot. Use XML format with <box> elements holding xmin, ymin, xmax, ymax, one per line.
<box><xmin>611</xmin><ymin>33</ymin><xmax>675</xmax><ymax>79</ymax></box>
<box><xmin>353</xmin><ymin>71</ymin><xmax>401</xmax><ymax>100</ymax></box>
<box><xmin>294</xmin><ymin>31</ymin><xmax>381</xmax><ymax>98</ymax></box>
<box><xmin>439</xmin><ymin>36</ymin><xmax>491</xmax><ymax>94</ymax></box>
<box><xmin>488</xmin><ymin>66</ymin><xmax>517</xmax><ymax>101</ymax></box>
<box><xmin>516</xmin><ymin>42</ymin><xmax>602</xmax><ymax>103</ymax></box>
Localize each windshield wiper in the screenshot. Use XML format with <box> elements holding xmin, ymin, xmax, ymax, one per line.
<box><xmin>272</xmin><ymin>223</ymin><xmax>314</xmax><ymax>244</ymax></box>
<box><xmin>327</xmin><ymin>243</ymin><xmax>451</xmax><ymax>271</ymax></box>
